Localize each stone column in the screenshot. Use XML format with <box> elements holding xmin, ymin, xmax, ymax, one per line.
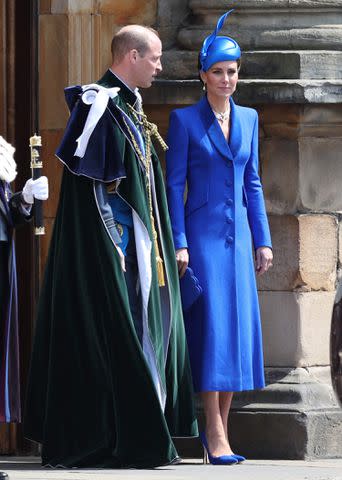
<box><xmin>144</xmin><ymin>0</ymin><xmax>342</xmax><ymax>459</ymax></box>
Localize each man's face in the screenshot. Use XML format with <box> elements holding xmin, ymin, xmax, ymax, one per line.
<box><xmin>134</xmin><ymin>35</ymin><xmax>162</xmax><ymax>88</ymax></box>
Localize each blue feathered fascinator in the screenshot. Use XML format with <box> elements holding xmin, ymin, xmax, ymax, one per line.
<box><xmin>200</xmin><ymin>9</ymin><xmax>241</xmax><ymax>71</ymax></box>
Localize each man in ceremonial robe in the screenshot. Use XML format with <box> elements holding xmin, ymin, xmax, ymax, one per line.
<box><xmin>24</xmin><ymin>25</ymin><xmax>198</xmax><ymax>468</ymax></box>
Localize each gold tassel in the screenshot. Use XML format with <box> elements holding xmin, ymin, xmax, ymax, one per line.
<box><xmin>148</xmin><ymin>122</ymin><xmax>169</xmax><ymax>151</ymax></box>
<box><xmin>152</xmin><ymin>224</ymin><xmax>165</xmax><ymax>287</ymax></box>
<box><xmin>156</xmin><ymin>256</ymin><xmax>165</xmax><ymax>287</ymax></box>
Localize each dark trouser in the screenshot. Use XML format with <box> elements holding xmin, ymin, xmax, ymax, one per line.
<box><xmin>0</xmin><ymin>241</ymin><xmax>9</xmax><ymax>327</ymax></box>
<box><xmin>124</xmin><ymin>231</ymin><xmax>143</xmax><ymax>344</ymax></box>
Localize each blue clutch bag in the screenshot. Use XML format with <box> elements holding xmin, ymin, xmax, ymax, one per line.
<box><xmin>180</xmin><ymin>267</ymin><xmax>203</xmax><ymax>312</ymax></box>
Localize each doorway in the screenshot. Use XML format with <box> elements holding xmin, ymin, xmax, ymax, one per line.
<box><xmin>0</xmin><ymin>0</ymin><xmax>39</xmax><ymax>455</ymax></box>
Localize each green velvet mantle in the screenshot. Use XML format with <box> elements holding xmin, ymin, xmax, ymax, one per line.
<box><xmin>24</xmin><ymin>72</ymin><xmax>198</xmax><ymax>468</ymax></box>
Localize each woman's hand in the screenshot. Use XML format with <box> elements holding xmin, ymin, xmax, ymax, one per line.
<box><xmin>176</xmin><ymin>248</ymin><xmax>189</xmax><ymax>278</ymax></box>
<box><xmin>256</xmin><ymin>247</ymin><xmax>273</xmax><ymax>276</ymax></box>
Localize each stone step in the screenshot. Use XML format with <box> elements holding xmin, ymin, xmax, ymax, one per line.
<box><xmin>161</xmin><ymin>50</ymin><xmax>342</xmax><ymax>80</ymax></box>
<box><xmin>180</xmin><ymin>0</ymin><xmax>342</xmax><ymax>51</ymax></box>
<box><xmin>228</xmin><ymin>366</ymin><xmax>342</xmax><ymax>459</ymax></box>
<box><xmin>178</xmin><ymin>25</ymin><xmax>342</xmax><ymax>52</ymax></box>
<box><xmin>188</xmin><ymin>0</ymin><xmax>342</xmax><ymax>11</ymax></box>
<box><xmin>143</xmin><ymin>78</ymin><xmax>342</xmax><ymax>105</ymax></box>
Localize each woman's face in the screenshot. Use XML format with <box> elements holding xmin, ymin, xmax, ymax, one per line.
<box><xmin>200</xmin><ymin>60</ymin><xmax>239</xmax><ymax>98</ymax></box>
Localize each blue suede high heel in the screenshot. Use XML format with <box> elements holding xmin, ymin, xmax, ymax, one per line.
<box><xmin>232</xmin><ymin>454</ymin><xmax>246</xmax><ymax>463</ymax></box>
<box><xmin>200</xmin><ymin>432</ymin><xmax>238</xmax><ymax>465</ymax></box>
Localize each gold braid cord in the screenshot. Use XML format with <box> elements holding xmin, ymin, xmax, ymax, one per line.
<box><xmin>127</xmin><ymin>104</ymin><xmax>169</xmax><ymax>153</ymax></box>
<box><xmin>123</xmin><ymin>104</ymin><xmax>168</xmax><ymax>287</ymax></box>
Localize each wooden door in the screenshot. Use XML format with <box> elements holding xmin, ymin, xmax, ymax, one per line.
<box><xmin>0</xmin><ymin>0</ymin><xmax>39</xmax><ymax>454</ymax></box>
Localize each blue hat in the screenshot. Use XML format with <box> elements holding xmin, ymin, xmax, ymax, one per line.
<box><xmin>200</xmin><ymin>10</ymin><xmax>241</xmax><ymax>72</ymax></box>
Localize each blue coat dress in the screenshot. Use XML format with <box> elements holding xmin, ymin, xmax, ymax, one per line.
<box><xmin>166</xmin><ymin>95</ymin><xmax>272</xmax><ymax>393</ymax></box>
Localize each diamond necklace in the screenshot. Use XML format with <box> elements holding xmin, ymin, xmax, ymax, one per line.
<box><xmin>212</xmin><ymin>107</ymin><xmax>230</xmax><ymax>123</ymax></box>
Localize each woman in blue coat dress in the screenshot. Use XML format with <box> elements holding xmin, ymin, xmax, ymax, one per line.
<box><xmin>166</xmin><ymin>11</ymin><xmax>273</xmax><ymax>465</ymax></box>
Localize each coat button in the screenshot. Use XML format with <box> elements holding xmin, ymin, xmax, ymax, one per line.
<box><xmin>225</xmin><ymin>161</ymin><xmax>233</xmax><ymax>168</ymax></box>
<box><xmin>226</xmin><ymin>217</ymin><xmax>233</xmax><ymax>224</ymax></box>
<box><xmin>225</xmin><ymin>179</ymin><xmax>232</xmax><ymax>187</ymax></box>
<box><xmin>225</xmin><ymin>235</ymin><xmax>234</xmax><ymax>244</ymax></box>
<box><xmin>226</xmin><ymin>198</ymin><xmax>233</xmax><ymax>206</ymax></box>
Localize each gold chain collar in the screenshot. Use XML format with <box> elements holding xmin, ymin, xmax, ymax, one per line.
<box><xmin>121</xmin><ymin>103</ymin><xmax>166</xmax><ymax>287</ymax></box>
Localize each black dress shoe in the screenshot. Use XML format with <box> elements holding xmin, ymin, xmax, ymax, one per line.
<box><xmin>0</xmin><ymin>472</ymin><xmax>8</xmax><ymax>479</ymax></box>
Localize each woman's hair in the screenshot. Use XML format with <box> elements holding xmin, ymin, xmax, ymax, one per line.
<box><xmin>197</xmin><ymin>53</ymin><xmax>241</xmax><ymax>84</ymax></box>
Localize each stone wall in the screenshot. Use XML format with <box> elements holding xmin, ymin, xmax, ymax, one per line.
<box><xmin>144</xmin><ymin>0</ymin><xmax>342</xmax><ymax>459</ymax></box>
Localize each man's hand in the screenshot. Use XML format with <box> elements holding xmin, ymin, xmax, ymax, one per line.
<box><xmin>256</xmin><ymin>247</ymin><xmax>273</xmax><ymax>276</ymax></box>
<box><xmin>0</xmin><ymin>136</ymin><xmax>17</xmax><ymax>183</ymax></box>
<box><xmin>22</xmin><ymin>176</ymin><xmax>49</xmax><ymax>204</ymax></box>
<box><xmin>176</xmin><ymin>248</ymin><xmax>189</xmax><ymax>278</ymax></box>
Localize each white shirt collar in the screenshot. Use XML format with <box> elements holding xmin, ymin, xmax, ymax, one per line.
<box><xmin>109</xmin><ymin>69</ymin><xmax>141</xmax><ymax>109</ymax></box>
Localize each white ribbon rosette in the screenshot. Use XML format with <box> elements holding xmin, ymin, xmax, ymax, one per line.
<box><xmin>74</xmin><ymin>84</ymin><xmax>120</xmax><ymax>158</ymax></box>
<box><xmin>0</xmin><ymin>135</ymin><xmax>17</xmax><ymax>183</ymax></box>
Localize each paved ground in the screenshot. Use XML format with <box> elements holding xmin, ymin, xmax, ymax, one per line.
<box><xmin>0</xmin><ymin>457</ymin><xmax>342</xmax><ymax>480</ymax></box>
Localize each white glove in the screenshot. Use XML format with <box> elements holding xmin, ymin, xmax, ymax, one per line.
<box><xmin>22</xmin><ymin>176</ymin><xmax>49</xmax><ymax>204</ymax></box>
<box><xmin>0</xmin><ymin>135</ymin><xmax>17</xmax><ymax>183</ymax></box>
